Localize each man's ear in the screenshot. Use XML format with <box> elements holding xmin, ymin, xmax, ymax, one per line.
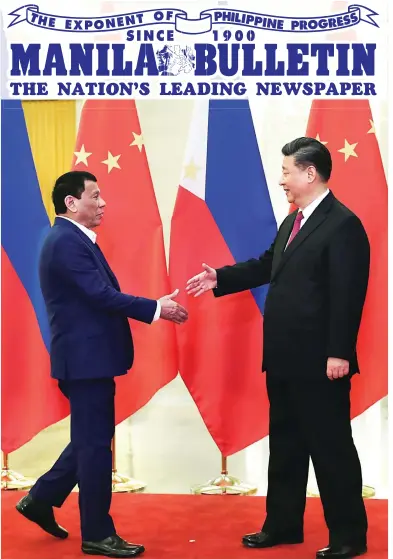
<box><xmin>307</xmin><ymin>166</ymin><xmax>317</xmax><ymax>183</ymax></box>
<box><xmin>64</xmin><ymin>195</ymin><xmax>78</xmax><ymax>213</ymax></box>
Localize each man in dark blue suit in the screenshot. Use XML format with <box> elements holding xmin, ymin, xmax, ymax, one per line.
<box><xmin>16</xmin><ymin>171</ymin><xmax>187</xmax><ymax>557</ymax></box>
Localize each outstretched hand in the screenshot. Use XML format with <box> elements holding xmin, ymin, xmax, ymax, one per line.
<box><xmin>159</xmin><ymin>289</ymin><xmax>188</xmax><ymax>324</ymax></box>
<box><xmin>186</xmin><ymin>263</ymin><xmax>217</xmax><ymax>297</ymax></box>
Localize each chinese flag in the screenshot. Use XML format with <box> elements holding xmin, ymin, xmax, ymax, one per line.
<box><xmin>72</xmin><ymin>100</ymin><xmax>178</xmax><ymax>424</ymax></box>
<box><xmin>306</xmin><ymin>100</ymin><xmax>387</xmax><ymax>416</ymax></box>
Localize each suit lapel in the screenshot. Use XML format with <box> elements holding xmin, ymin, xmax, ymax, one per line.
<box><xmin>271</xmin><ymin>212</ymin><xmax>296</xmax><ymax>278</ymax></box>
<box><xmin>271</xmin><ymin>192</ymin><xmax>334</xmax><ymax>280</ymax></box>
<box><xmin>93</xmin><ymin>243</ymin><xmax>120</xmax><ymax>290</ymax></box>
<box><xmin>55</xmin><ymin>218</ymin><xmax>120</xmax><ymax>289</ymax></box>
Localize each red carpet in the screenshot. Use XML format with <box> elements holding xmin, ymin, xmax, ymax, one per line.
<box><xmin>1</xmin><ymin>492</ymin><xmax>387</xmax><ymax>559</ymax></box>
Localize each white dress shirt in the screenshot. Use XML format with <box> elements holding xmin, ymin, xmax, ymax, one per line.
<box><xmin>298</xmin><ymin>189</ymin><xmax>330</xmax><ymax>228</ymax></box>
<box><xmin>59</xmin><ymin>215</ymin><xmax>97</xmax><ymax>243</ymax></box>
<box><xmin>285</xmin><ymin>189</ymin><xmax>330</xmax><ymax>251</ymax></box>
<box><xmin>58</xmin><ymin>216</ymin><xmax>161</xmax><ymax>321</ymax></box>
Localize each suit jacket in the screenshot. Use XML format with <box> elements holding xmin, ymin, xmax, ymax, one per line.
<box><xmin>214</xmin><ymin>192</ymin><xmax>370</xmax><ymax>378</ymax></box>
<box><xmin>39</xmin><ymin>217</ymin><xmax>157</xmax><ymax>381</ymax></box>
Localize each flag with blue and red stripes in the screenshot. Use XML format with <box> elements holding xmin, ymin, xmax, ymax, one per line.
<box><xmin>169</xmin><ymin>100</ymin><xmax>277</xmax><ymax>456</ymax></box>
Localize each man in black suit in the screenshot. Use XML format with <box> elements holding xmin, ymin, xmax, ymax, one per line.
<box><xmin>186</xmin><ymin>137</ymin><xmax>369</xmax><ymax>559</ymax></box>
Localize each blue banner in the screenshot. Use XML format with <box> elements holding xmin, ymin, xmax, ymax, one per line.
<box><xmin>8</xmin><ymin>4</ymin><xmax>379</xmax><ymax>34</ymax></box>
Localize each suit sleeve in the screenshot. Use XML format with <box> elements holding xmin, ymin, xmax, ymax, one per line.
<box><xmin>326</xmin><ymin>215</ymin><xmax>370</xmax><ymax>360</ymax></box>
<box><xmin>213</xmin><ymin>238</ymin><xmax>276</xmax><ymax>297</ymax></box>
<box><xmin>52</xmin><ymin>236</ymin><xmax>157</xmax><ymax>324</ymax></box>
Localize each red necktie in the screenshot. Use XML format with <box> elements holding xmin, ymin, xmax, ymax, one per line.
<box><xmin>287</xmin><ymin>211</ymin><xmax>304</xmax><ymax>246</ymax></box>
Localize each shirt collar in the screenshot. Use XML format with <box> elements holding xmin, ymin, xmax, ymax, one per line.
<box><xmin>58</xmin><ymin>216</ymin><xmax>97</xmax><ymax>243</ymax></box>
<box><xmin>301</xmin><ymin>189</ymin><xmax>330</xmax><ymax>221</ymax></box>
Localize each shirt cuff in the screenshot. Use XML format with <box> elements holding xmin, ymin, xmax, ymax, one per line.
<box><xmin>153</xmin><ymin>300</ymin><xmax>161</xmax><ymax>322</ymax></box>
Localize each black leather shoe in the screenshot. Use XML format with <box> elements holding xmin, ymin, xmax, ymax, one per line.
<box><xmin>316</xmin><ymin>544</ymin><xmax>367</xmax><ymax>558</ymax></box>
<box><xmin>82</xmin><ymin>534</ymin><xmax>145</xmax><ymax>557</ymax></box>
<box><xmin>242</xmin><ymin>531</ymin><xmax>304</xmax><ymax>548</ymax></box>
<box><xmin>16</xmin><ymin>494</ymin><xmax>68</xmax><ymax>539</ymax></box>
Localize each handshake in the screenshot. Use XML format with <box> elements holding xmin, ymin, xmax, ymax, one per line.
<box><xmin>158</xmin><ymin>263</ymin><xmax>217</xmax><ymax>325</ymax></box>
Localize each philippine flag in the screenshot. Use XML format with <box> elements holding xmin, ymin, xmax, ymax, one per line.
<box><xmin>169</xmin><ymin>100</ymin><xmax>277</xmax><ymax>457</ymax></box>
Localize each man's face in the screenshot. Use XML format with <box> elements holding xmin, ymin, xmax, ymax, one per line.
<box><xmin>66</xmin><ymin>180</ymin><xmax>106</xmax><ymax>229</ymax></box>
<box><xmin>279</xmin><ymin>155</ymin><xmax>315</xmax><ymax>207</ymax></box>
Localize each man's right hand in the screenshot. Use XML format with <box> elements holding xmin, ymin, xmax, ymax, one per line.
<box><xmin>159</xmin><ymin>289</ymin><xmax>188</xmax><ymax>324</ymax></box>
<box><xmin>186</xmin><ymin>264</ymin><xmax>217</xmax><ymax>297</ymax></box>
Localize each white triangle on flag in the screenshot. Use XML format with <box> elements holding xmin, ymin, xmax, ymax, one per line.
<box><xmin>179</xmin><ymin>99</ymin><xmax>209</xmax><ymax>201</ymax></box>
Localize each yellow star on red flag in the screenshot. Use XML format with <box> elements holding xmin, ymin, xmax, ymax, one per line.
<box><xmin>130</xmin><ymin>132</ymin><xmax>144</xmax><ymax>152</ymax></box>
<box><xmin>102</xmin><ymin>151</ymin><xmax>121</xmax><ymax>173</ymax></box>
<box><xmin>367</xmin><ymin>120</ymin><xmax>376</xmax><ymax>134</ymax></box>
<box><xmin>74</xmin><ymin>144</ymin><xmax>92</xmax><ymax>166</ymax></box>
<box><xmin>315</xmin><ymin>134</ymin><xmax>328</xmax><ymax>145</ymax></box>
<box><xmin>338</xmin><ymin>140</ymin><xmax>358</xmax><ymax>162</ymax></box>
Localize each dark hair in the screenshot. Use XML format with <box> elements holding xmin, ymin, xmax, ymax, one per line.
<box><xmin>281</xmin><ymin>137</ymin><xmax>332</xmax><ymax>182</ymax></box>
<box><xmin>52</xmin><ymin>171</ymin><xmax>97</xmax><ymax>214</ymax></box>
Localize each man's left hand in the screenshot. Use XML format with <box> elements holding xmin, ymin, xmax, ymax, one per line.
<box><xmin>326</xmin><ymin>357</ymin><xmax>349</xmax><ymax>381</ymax></box>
